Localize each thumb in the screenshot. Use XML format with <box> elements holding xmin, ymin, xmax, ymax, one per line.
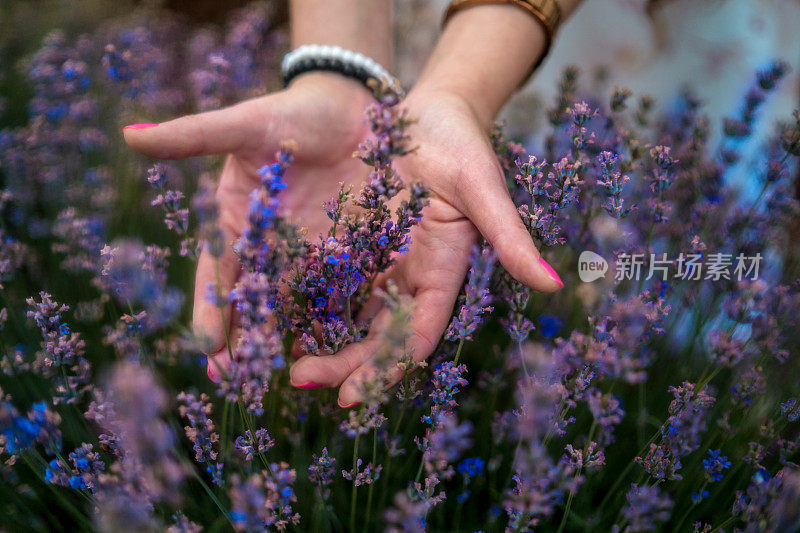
<box><xmin>455</xmin><ymin>155</ymin><xmax>564</xmax><ymax>293</ymax></box>
<box><xmin>123</xmin><ymin>100</ymin><xmax>268</xmax><ymax>159</ymax></box>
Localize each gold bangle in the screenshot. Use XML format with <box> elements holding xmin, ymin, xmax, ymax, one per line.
<box><xmin>443</xmin><ymin>0</ymin><xmax>562</xmax><ymax>83</ymax></box>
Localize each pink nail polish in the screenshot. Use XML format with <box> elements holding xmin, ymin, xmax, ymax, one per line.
<box><xmin>538</xmin><ymin>256</ymin><xmax>564</xmax><ymax>288</ymax></box>
<box><xmin>207</xmin><ymin>364</ymin><xmax>220</xmax><ymax>384</ymax></box>
<box><xmin>338</xmin><ymin>399</ymin><xmax>360</xmax><ymax>409</ymax></box>
<box><xmin>293</xmin><ymin>381</ymin><xmax>322</xmax><ymax>390</ymax></box>
<box><xmin>123</xmin><ymin>123</ymin><xmax>158</xmax><ymax>130</ymax></box>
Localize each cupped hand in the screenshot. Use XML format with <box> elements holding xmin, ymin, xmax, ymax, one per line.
<box><xmin>123</xmin><ymin>73</ymin><xmax>375</xmax><ymax>379</ymax></box>
<box><xmin>288</xmin><ymin>88</ymin><xmax>564</xmax><ymax>407</ymax></box>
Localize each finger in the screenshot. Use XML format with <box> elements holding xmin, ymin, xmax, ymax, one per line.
<box><xmin>337</xmin><ymin>287</ymin><xmax>458</xmax><ymax>407</ymax></box>
<box><xmin>288</xmin><ymin>319</ymin><xmax>384</xmax><ymax>392</ymax></box>
<box><xmin>288</xmin><ymin>271</ymin><xmax>399</xmax><ymax>388</ymax></box>
<box><xmin>193</xmin><ymin>236</ymin><xmax>241</xmax><ymax>356</ymax></box>
<box><xmin>123</xmin><ymin>100</ymin><xmax>270</xmax><ymax>159</ymax></box>
<box><xmin>354</xmin><ymin>273</ymin><xmax>392</xmax><ymax>325</ymax></box>
<box><xmin>206</xmin><ymin>343</ymin><xmax>232</xmax><ymax>383</ymax></box>
<box><xmin>206</xmin><ymin>309</ymin><xmax>241</xmax><ymax>383</ymax></box>
<box><xmin>454</xmin><ymin>154</ymin><xmax>564</xmax><ymax>293</ymax></box>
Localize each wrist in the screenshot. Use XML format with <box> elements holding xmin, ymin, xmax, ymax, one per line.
<box><xmin>411</xmin><ymin>78</ymin><xmax>496</xmax><ymax>130</ymax></box>
<box><xmin>410</xmin><ymin>83</ymin><xmax>495</xmax><ymax>131</ymax></box>
<box><xmin>290</xmin><ymin>0</ymin><xmax>393</xmax><ymax>69</ymax></box>
<box><xmin>287</xmin><ymin>70</ymin><xmax>373</xmax><ymax>100</ymax></box>
<box><xmin>415</xmin><ymin>4</ymin><xmax>548</xmax><ymax>124</ymax></box>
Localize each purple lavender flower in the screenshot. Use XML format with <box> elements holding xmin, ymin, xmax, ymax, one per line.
<box><xmin>308</xmin><ymin>448</ymin><xmax>336</xmax><ymax>500</ymax></box>
<box><xmin>596</xmin><ymin>151</ymin><xmax>635</xmax><ymax>218</ymax></box>
<box><xmin>621</xmin><ymin>483</ymin><xmax>673</xmax><ymax>532</ymax></box>
<box><xmin>101</xmin><ymin>23</ymin><xmax>185</xmax><ymax>110</ymax></box>
<box><xmin>235</xmin><ymin>428</ymin><xmax>275</xmax><ymax>462</ymax></box>
<box><xmin>733</xmin><ymin>467</ymin><xmax>800</xmax><ymax>532</ymax></box>
<box><xmin>339</xmin><ymin>404</ymin><xmax>387</xmax><ymax>438</ymax></box>
<box><xmin>422</xmin><ymin>361</ymin><xmax>468</xmax><ymax>426</ymax></box>
<box><xmin>636</xmin><ymin>382</ymin><xmax>715</xmax><ymax>480</ymax></box>
<box><xmin>499</xmin><ymin>277</ymin><xmax>535</xmax><ymax>344</ymax></box>
<box><xmin>100</xmin><ymin>240</ymin><xmax>184</xmax><ymax>331</ymax></box>
<box><xmin>707</xmin><ymin>329</ymin><xmax>749</xmax><ymax>367</ymax></box>
<box><xmin>384</xmin><ymin>490</ymin><xmax>432</xmax><ymax>533</ymax></box>
<box><xmin>720</xmin><ymin>60</ymin><xmax>788</xmax><ymax>165</ymax></box>
<box><xmin>168</xmin><ymin>511</ymin><xmax>202</xmax><ymax>533</ymax></box>
<box><xmin>26</xmin><ymin>292</ymin><xmax>91</xmax><ymax>403</ymax></box>
<box><xmin>146</xmin><ymin>164</ymin><xmax>193</xmax><ymax>256</ymax></box>
<box><xmin>588</xmin><ymin>391</ymin><xmax>625</xmax><ymax>445</ymax></box>
<box><xmin>342</xmin><ymin>458</ymin><xmax>382</xmax><ymax>487</ymax></box>
<box><xmin>91</xmin><ymin>361</ymin><xmax>184</xmax><ymax>514</ymax></box>
<box><xmin>504</xmin><ymin>360</ymin><xmax>580</xmax><ymax>529</ymax></box>
<box><xmin>52</xmin><ymin>208</ymin><xmax>106</xmax><ymax>273</ymax></box>
<box><xmin>782</xmin><ymin>110</ymin><xmax>800</xmax><ymax>156</ymax></box>
<box><xmin>229</xmin><ymin>463</ymin><xmax>300</xmax><ymax>532</ymax></box>
<box><xmin>177</xmin><ymin>392</ymin><xmax>223</xmax><ymax>486</ymax></box>
<box><xmin>223</xmin><ymin>147</ymin><xmax>296</xmax><ymax>411</ymax></box>
<box><xmin>193</xmin><ymin>174</ymin><xmax>225</xmax><ymax>258</ymax></box>
<box><xmin>562</xmin><ymin>442</ymin><xmax>605</xmax><ymax>471</ymax></box>
<box><xmin>756</xmin><ymin>60</ymin><xmax>789</xmax><ymax>91</ymax></box>
<box><xmin>0</xmin><ymin>399</ymin><xmax>62</xmax><ymax>456</ymax></box>
<box><xmin>647</xmin><ymin>145</ymin><xmax>677</xmax><ymax>223</ymax></box>
<box><xmin>731</xmin><ymin>365</ymin><xmax>766</xmax><ymax>408</ymax></box>
<box><xmin>45</xmin><ymin>443</ymin><xmax>105</xmax><ymax>492</ymax></box>
<box><xmin>445</xmin><ymin>245</ymin><xmax>496</xmax><ymax>342</ymax></box>
<box><xmin>781</xmin><ymin>398</ymin><xmax>800</xmax><ymax>422</ymax></box>
<box><xmin>423</xmin><ymin>413</ymin><xmax>473</xmax><ymax>478</ymax></box>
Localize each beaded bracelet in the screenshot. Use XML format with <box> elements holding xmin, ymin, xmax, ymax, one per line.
<box><xmin>281</xmin><ymin>44</ymin><xmax>398</xmax><ymax>90</ymax></box>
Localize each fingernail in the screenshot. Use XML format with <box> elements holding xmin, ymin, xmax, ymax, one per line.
<box><xmin>207</xmin><ymin>364</ymin><xmax>221</xmax><ymax>383</ymax></box>
<box><xmin>293</xmin><ymin>381</ymin><xmax>322</xmax><ymax>390</ymax></box>
<box><xmin>338</xmin><ymin>399</ymin><xmax>360</xmax><ymax>409</ymax></box>
<box><xmin>123</xmin><ymin>123</ymin><xmax>158</xmax><ymax>130</ymax></box>
<box><xmin>538</xmin><ymin>256</ymin><xmax>564</xmax><ymax>288</ymax></box>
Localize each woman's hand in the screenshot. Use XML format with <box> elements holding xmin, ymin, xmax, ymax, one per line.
<box><xmin>124</xmin><ymin>72</ymin><xmax>375</xmax><ymax>379</ymax></box>
<box><xmin>288</xmin><ymin>87</ymin><xmax>564</xmax><ymax>407</ymax></box>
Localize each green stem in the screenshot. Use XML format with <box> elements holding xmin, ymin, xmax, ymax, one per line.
<box><xmin>363</xmin><ymin>427</ymin><xmax>378</xmax><ymax>532</ymax></box>
<box><xmin>556</xmin><ymin>472</ymin><xmax>580</xmax><ymax>533</ymax></box>
<box><xmin>21</xmin><ymin>453</ymin><xmax>93</xmax><ymax>530</ymax></box>
<box><xmin>349</xmin><ymin>432</ymin><xmax>361</xmax><ymax>533</ymax></box>
<box><xmin>671</xmin><ymin>480</ymin><xmax>708</xmax><ymax>533</ymax></box>
<box><xmin>637</xmin><ymin>380</ymin><xmax>646</xmax><ymax>449</ymax></box>
<box><xmin>597</xmin><ymin>431</ymin><xmax>660</xmax><ymax>511</ymax></box>
<box><xmin>346</xmin><ymin>296</ymin><xmax>354</xmax><ymax>338</ymax></box>
<box><xmin>188</xmin><ymin>463</ymin><xmax>237</xmax><ymax>531</ymax></box>
<box><xmin>237</xmin><ymin>400</ymin><xmax>269</xmax><ymax>471</ymax></box>
<box><xmin>454</xmin><ymin>500</ymin><xmax>465</xmax><ymax>532</ymax></box>
<box><xmin>453</xmin><ymin>338</ymin><xmax>466</xmax><ymax>365</ymax></box>
<box><xmin>711</xmin><ymin>515</ymin><xmax>737</xmax><ymax>533</ymax></box>
<box><xmin>220</xmin><ymin>400</ymin><xmax>230</xmax><ymax>461</ymax></box>
<box><xmin>517</xmin><ymin>340</ymin><xmax>530</xmax><ymax>378</ymax></box>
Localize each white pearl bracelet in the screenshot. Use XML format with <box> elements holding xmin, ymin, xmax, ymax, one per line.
<box><xmin>281</xmin><ymin>44</ymin><xmax>398</xmax><ymax>90</ymax></box>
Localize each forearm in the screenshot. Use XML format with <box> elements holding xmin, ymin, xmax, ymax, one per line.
<box><xmin>290</xmin><ymin>0</ymin><xmax>393</xmax><ymax>69</ymax></box>
<box><xmin>414</xmin><ymin>1</ymin><xmax>581</xmax><ymax>127</ymax></box>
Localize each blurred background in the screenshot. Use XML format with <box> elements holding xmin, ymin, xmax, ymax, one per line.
<box><xmin>0</xmin><ymin>3</ymin><xmax>798</xmax><ymax>530</ymax></box>
<box><xmin>1</xmin><ymin>0</ymin><xmax>799</xmax><ymax>192</ymax></box>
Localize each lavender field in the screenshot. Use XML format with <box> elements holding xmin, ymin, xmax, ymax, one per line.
<box><xmin>1</xmin><ymin>2</ymin><xmax>799</xmax><ymax>532</ymax></box>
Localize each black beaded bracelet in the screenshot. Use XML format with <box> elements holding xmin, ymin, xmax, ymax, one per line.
<box><xmin>280</xmin><ymin>44</ymin><xmax>397</xmax><ymax>90</ymax></box>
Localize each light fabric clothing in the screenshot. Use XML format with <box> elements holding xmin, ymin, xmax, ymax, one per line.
<box><xmin>394</xmin><ymin>0</ymin><xmax>800</xmax><ymax>195</ymax></box>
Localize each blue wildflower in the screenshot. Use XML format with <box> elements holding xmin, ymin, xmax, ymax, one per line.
<box><xmin>703</xmin><ymin>449</ymin><xmax>731</xmax><ymax>482</ymax></box>
<box><xmin>537</xmin><ymin>315</ymin><xmax>562</xmax><ymax>339</ymax></box>
<box><xmin>457</xmin><ymin>457</ymin><xmax>485</xmax><ymax>477</ymax></box>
